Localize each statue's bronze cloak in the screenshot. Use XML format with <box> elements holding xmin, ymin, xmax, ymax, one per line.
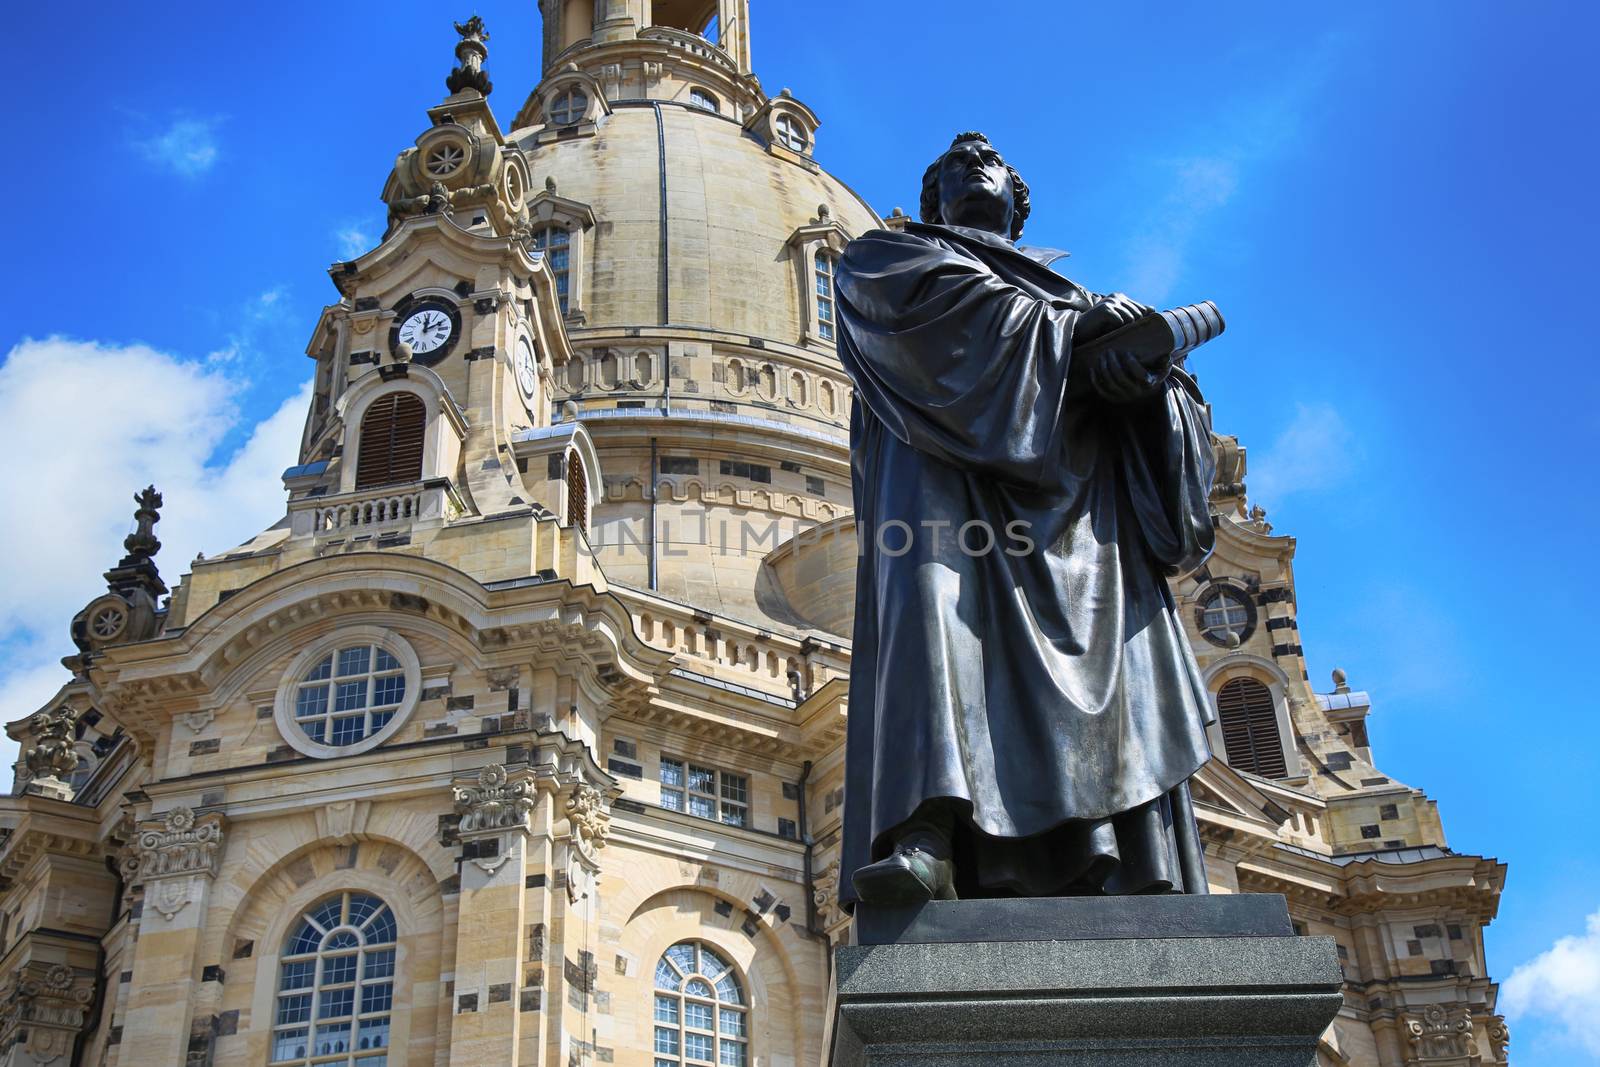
<box><xmin>836</xmin><ymin>222</ymin><xmax>1217</xmax><ymax>901</ymax></box>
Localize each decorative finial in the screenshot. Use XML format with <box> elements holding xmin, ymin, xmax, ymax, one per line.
<box><xmin>818</xmin><ymin>203</ymin><xmax>831</xmax><ymax>221</ymax></box>
<box><xmin>393</xmin><ymin>341</ymin><xmax>414</xmax><ymax>366</ymax></box>
<box><xmin>447</xmin><ymin>15</ymin><xmax>493</xmax><ymax>96</ymax></box>
<box><xmin>891</xmin><ymin>206</ymin><xmax>905</xmax><ymax>218</ymax></box>
<box><xmin>545</xmin><ymin>175</ymin><xmax>558</xmax><ymax>194</ymax></box>
<box><xmin>124</xmin><ymin>485</ymin><xmax>163</xmax><ymax>563</ymax></box>
<box><xmin>1332</xmin><ymin>668</ymin><xmax>1350</xmax><ymax>694</ymax></box>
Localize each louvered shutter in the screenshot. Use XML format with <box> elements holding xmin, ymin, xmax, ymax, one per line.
<box><xmin>1215</xmin><ymin>678</ymin><xmax>1287</xmax><ymax>778</ymax></box>
<box><xmin>355</xmin><ymin>393</ymin><xmax>426</xmax><ymax>490</ymax></box>
<box><xmin>566</xmin><ymin>452</ymin><xmax>588</xmax><ymax>528</ymax></box>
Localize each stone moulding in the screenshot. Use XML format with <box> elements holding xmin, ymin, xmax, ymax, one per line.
<box><xmin>0</xmin><ymin>963</ymin><xmax>95</xmax><ymax>1065</ymax></box>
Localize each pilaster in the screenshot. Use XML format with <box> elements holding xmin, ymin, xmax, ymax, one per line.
<box><xmin>116</xmin><ymin>807</ymin><xmax>224</xmax><ymax>1064</ymax></box>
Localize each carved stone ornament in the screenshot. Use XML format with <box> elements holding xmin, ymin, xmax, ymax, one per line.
<box><xmin>563</xmin><ymin>783</ymin><xmax>612</xmax><ymax>903</ymax></box>
<box><xmin>0</xmin><ymin>963</ymin><xmax>95</xmax><ymax>1063</ymax></box>
<box><xmin>447</xmin><ymin>14</ymin><xmax>492</xmax><ymax>96</ymax></box>
<box><xmin>21</xmin><ymin>705</ymin><xmax>81</xmax><ymax>799</ymax></box>
<box><xmin>812</xmin><ymin>860</ymin><xmax>842</xmax><ymax>934</ymax></box>
<box><xmin>1404</xmin><ymin>1003</ymin><xmax>1476</xmax><ymax>1063</ymax></box>
<box><xmin>454</xmin><ymin>764</ymin><xmax>537</xmax><ymax>834</ymax></box>
<box><xmin>1486</xmin><ymin>1015</ymin><xmax>1509</xmax><ymax>1062</ymax></box>
<box><xmin>125</xmin><ymin>806</ymin><xmax>225</xmax><ymax>920</ymax></box>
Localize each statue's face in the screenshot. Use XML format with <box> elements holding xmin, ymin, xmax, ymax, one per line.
<box><xmin>937</xmin><ymin>140</ymin><xmax>1014</xmax><ymax>234</ymax></box>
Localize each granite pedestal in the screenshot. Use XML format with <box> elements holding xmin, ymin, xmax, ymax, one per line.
<box><xmin>827</xmin><ymin>894</ymin><xmax>1342</xmax><ymax>1067</ymax></box>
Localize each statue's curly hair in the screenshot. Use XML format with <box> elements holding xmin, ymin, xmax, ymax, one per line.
<box><xmin>920</xmin><ymin>131</ymin><xmax>1031</xmax><ymax>240</ymax></box>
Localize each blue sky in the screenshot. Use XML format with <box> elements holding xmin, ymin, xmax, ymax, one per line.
<box><xmin>2</xmin><ymin>1</ymin><xmax>1598</xmax><ymax>1060</ymax></box>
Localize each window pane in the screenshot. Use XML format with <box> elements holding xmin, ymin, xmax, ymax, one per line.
<box><xmin>271</xmin><ymin>1027</ymin><xmax>308</xmax><ymax>1063</ymax></box>
<box><xmin>374</xmin><ymin>647</ymin><xmax>400</xmax><ymax>671</ymax></box>
<box><xmin>666</xmin><ymin>943</ymin><xmax>697</xmax><ymax>974</ymax></box>
<box><xmin>365</xmin><ymin>908</ymin><xmax>398</xmax><ymax>945</ymax></box>
<box><xmin>372</xmin><ymin>674</ymin><xmax>406</xmax><ymax>707</ymax></box>
<box><xmin>654</xmin><ymin>994</ymin><xmax>679</xmax><ymax>1023</ymax></box>
<box><xmin>655</xmin><ymin>1027</ymin><xmax>679</xmax><ymax>1055</ymax></box>
<box><xmin>654</xmin><ymin>959</ymin><xmax>682</xmax><ymax>991</ymax></box>
<box><xmin>661</xmin><ymin>759</ymin><xmax>685</xmax><ymax>786</ymax></box>
<box><xmin>319</xmin><ymin>986</ymin><xmax>355</xmax><ymax>1019</ymax></box>
<box><xmin>720</xmin><ymin>775</ymin><xmax>748</xmax><ymax>804</ymax></box>
<box><xmin>699</xmin><ymin>948</ymin><xmax>729</xmax><ymax>982</ymax></box>
<box><xmin>685</xmin><ymin>1032</ymin><xmax>713</xmax><ymax>1061</ymax></box>
<box><xmin>302</xmin><ymin>719</ymin><xmax>327</xmax><ymax>743</ymax></box>
<box><xmin>357</xmin><ymin>1017</ymin><xmax>391</xmax><ymax>1050</ymax></box>
<box><xmin>364</xmin><ymin>948</ymin><xmax>396</xmax><ymax>980</ymax></box>
<box><xmin>688</xmin><ymin>765</ymin><xmax>716</xmax><ymax>793</ymax></box>
<box><xmin>315</xmin><ymin>1021</ymin><xmax>352</xmax><ymax>1056</ymax></box>
<box><xmin>820</xmin><ymin>321</ymin><xmax>835</xmax><ymax>341</ymax></box>
<box><xmin>715</xmin><ymin>974</ymin><xmax>742</xmax><ymax>1004</ymax></box>
<box><xmin>335</xmin><ymin>680</ymin><xmax>369</xmax><ymax>712</ymax></box>
<box><xmin>719</xmin><ymin>1010</ymin><xmax>746</xmax><ymax>1038</ymax></box>
<box><xmin>296</xmin><ymin>685</ymin><xmax>329</xmax><ymax>718</ymax></box>
<box><xmin>337</xmin><ymin>647</ymin><xmax>372</xmax><ymax>677</ymax></box>
<box><xmin>685</xmin><ymin>978</ymin><xmax>713</xmax><ymax>998</ymax></box>
<box><xmin>281</xmin><ymin>959</ymin><xmax>316</xmax><ymax>990</ymax></box>
<box><xmin>688</xmin><ymin>794</ymin><xmax>716</xmax><ymax>819</ymax></box>
<box><xmin>684</xmin><ymin>1001</ymin><xmax>713</xmax><ymax>1030</ymax></box>
<box><xmin>304</xmin><ymin>655</ymin><xmax>333</xmax><ymax>682</ymax></box>
<box><xmin>288</xmin><ymin>920</ymin><xmax>322</xmax><ymax>955</ymax></box>
<box><xmin>323</xmin><ymin>953</ymin><xmax>358</xmax><ymax>985</ymax></box>
<box><xmin>720</xmin><ymin>804</ymin><xmax>747</xmax><ymax>828</ymax></box>
<box><xmin>661</xmin><ymin>788</ymin><xmax>685</xmax><ymax>812</ymax></box>
<box><xmin>720</xmin><ymin>1040</ymin><xmax>747</xmax><ymax>1067</ymax></box>
<box><xmin>276</xmin><ymin>993</ymin><xmax>312</xmax><ymax>1025</ymax></box>
<box><xmin>331</xmin><ymin>716</ymin><xmax>366</xmax><ymax>746</ymax></box>
<box><xmin>362</xmin><ymin>981</ymin><xmax>394</xmax><ymax>1014</ymax></box>
<box><xmin>346</xmin><ymin>894</ymin><xmax>382</xmax><ymax>928</ymax></box>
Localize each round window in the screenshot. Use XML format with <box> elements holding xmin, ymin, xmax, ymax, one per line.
<box><xmin>548</xmin><ymin>88</ymin><xmax>589</xmax><ymax>126</ymax></box>
<box><xmin>775</xmin><ymin>113</ymin><xmax>808</xmax><ymax>152</ymax></box>
<box><xmin>274</xmin><ymin>628</ymin><xmax>421</xmax><ymax>758</ymax></box>
<box><xmin>1195</xmin><ymin>585</ymin><xmax>1256</xmax><ymax>647</ymax></box>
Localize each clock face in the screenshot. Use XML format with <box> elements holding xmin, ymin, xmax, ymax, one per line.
<box><xmin>397</xmin><ymin>305</ymin><xmax>455</xmax><ymax>355</ymax></box>
<box><xmin>514</xmin><ymin>336</ymin><xmax>538</xmax><ymax>399</ymax></box>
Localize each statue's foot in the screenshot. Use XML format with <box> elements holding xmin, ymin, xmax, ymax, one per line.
<box><xmin>851</xmin><ymin>829</ymin><xmax>956</xmax><ymax>905</ymax></box>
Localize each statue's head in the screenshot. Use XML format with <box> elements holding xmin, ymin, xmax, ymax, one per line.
<box><xmin>920</xmin><ymin>132</ymin><xmax>1032</xmax><ymax>240</ymax></box>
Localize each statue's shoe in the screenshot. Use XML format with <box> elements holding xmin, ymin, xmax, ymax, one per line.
<box><xmin>851</xmin><ymin>847</ymin><xmax>956</xmax><ymax>905</ymax></box>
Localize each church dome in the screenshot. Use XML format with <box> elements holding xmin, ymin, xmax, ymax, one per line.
<box><xmin>501</xmin><ymin>6</ymin><xmax>882</xmax><ymax>627</ymax></box>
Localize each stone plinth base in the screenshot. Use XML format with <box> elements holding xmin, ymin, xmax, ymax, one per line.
<box><xmin>828</xmin><ymin>895</ymin><xmax>1342</xmax><ymax>1067</ymax></box>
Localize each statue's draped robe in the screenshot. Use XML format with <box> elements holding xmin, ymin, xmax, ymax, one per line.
<box><xmin>836</xmin><ymin>222</ymin><xmax>1217</xmax><ymax>901</ymax></box>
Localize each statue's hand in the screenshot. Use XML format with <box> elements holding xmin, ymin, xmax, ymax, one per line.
<box><xmin>1075</xmin><ymin>292</ymin><xmax>1153</xmax><ymax>344</ymax></box>
<box><xmin>1089</xmin><ymin>349</ymin><xmax>1168</xmax><ymax>404</ymax></box>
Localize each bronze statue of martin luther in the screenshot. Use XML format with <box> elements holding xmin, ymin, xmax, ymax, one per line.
<box><xmin>836</xmin><ymin>132</ymin><xmax>1226</xmax><ymax>906</ymax></box>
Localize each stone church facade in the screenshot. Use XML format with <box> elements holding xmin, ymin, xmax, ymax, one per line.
<box><xmin>0</xmin><ymin>4</ymin><xmax>1507</xmax><ymax>1066</ymax></box>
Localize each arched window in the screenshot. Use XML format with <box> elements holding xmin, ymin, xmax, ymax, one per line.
<box><xmin>566</xmin><ymin>451</ymin><xmax>589</xmax><ymax>528</ymax></box>
<box><xmin>271</xmin><ymin>891</ymin><xmax>398</xmax><ymax>1066</ymax></box>
<box><xmin>531</xmin><ymin>225</ymin><xmax>572</xmax><ymax>314</ymax></box>
<box><xmin>354</xmin><ymin>393</ymin><xmax>425</xmax><ymax>490</ymax></box>
<box><xmin>814</xmin><ymin>251</ymin><xmax>836</xmax><ymax>341</ymax></box>
<box><xmin>653</xmin><ymin>941</ymin><xmax>747</xmax><ymax>1067</ymax></box>
<box><xmin>689</xmin><ymin>88</ymin><xmax>720</xmax><ymax>113</ymax></box>
<box><xmin>1215</xmin><ymin>677</ymin><xmax>1287</xmax><ymax>778</ymax></box>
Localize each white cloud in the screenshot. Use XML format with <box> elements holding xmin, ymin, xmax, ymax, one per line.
<box><xmin>0</xmin><ymin>337</ymin><xmax>309</xmax><ymax>772</ymax></box>
<box><xmin>1247</xmin><ymin>401</ymin><xmax>1357</xmax><ymax>505</ymax></box>
<box><xmin>336</xmin><ymin>226</ymin><xmax>373</xmax><ymax>260</ymax></box>
<box><xmin>135</xmin><ymin>117</ymin><xmax>221</xmax><ymax>177</ymax></box>
<box><xmin>1503</xmin><ymin>908</ymin><xmax>1600</xmax><ymax>1055</ymax></box>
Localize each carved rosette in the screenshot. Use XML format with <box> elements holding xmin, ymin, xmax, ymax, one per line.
<box><xmin>0</xmin><ymin>963</ymin><xmax>96</xmax><ymax>1064</ymax></box>
<box><xmin>1404</xmin><ymin>1003</ymin><xmax>1476</xmax><ymax>1064</ymax></box>
<box><xmin>125</xmin><ymin>806</ymin><xmax>225</xmax><ymax>920</ymax></box>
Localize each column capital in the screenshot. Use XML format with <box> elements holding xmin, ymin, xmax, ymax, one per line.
<box><xmin>0</xmin><ymin>962</ymin><xmax>95</xmax><ymax>1065</ymax></box>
